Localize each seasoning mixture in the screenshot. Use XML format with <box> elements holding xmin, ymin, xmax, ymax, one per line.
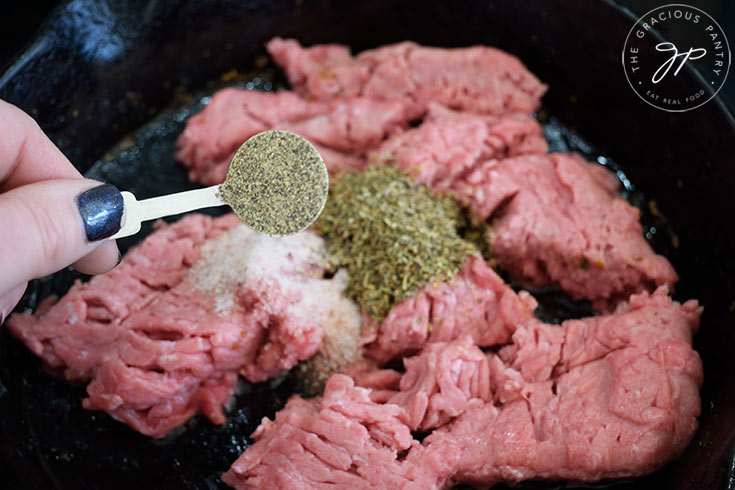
<box><xmin>190</xmin><ymin>223</ymin><xmax>328</xmax><ymax>315</ymax></box>
<box><xmin>315</xmin><ymin>165</ymin><xmax>475</xmax><ymax>320</ymax></box>
<box><xmin>190</xmin><ymin>222</ymin><xmax>364</xmax><ymax>392</ymax></box>
<box><xmin>218</xmin><ymin>130</ymin><xmax>329</xmax><ymax>236</ymax></box>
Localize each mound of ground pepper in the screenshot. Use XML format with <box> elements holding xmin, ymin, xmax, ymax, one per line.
<box><xmin>316</xmin><ymin>165</ymin><xmax>476</xmax><ymax>321</ymax></box>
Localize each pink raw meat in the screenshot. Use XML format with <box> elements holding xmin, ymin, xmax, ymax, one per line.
<box><xmin>418</xmin><ymin>288</ymin><xmax>702</xmax><ymax>487</ymax></box>
<box><xmin>453</xmin><ymin>152</ymin><xmax>678</xmax><ymax>306</ymax></box>
<box><xmin>386</xmin><ymin>336</ymin><xmax>492</xmax><ymax>431</ymax></box>
<box><xmin>370</xmin><ymin>104</ymin><xmax>547</xmax><ymax>190</ymax></box>
<box><xmin>267</xmin><ymin>38</ymin><xmax>547</xmax><ymax>118</ymax></box>
<box><xmin>362</xmin><ymin>255</ymin><xmax>537</xmax><ymax>365</ymax></box>
<box><xmin>6</xmin><ymin>214</ymin><xmax>324</xmax><ymax>437</ymax></box>
<box><xmin>221</xmin><ymin>375</ymin><xmax>437</xmax><ymax>490</ymax></box>
<box><xmin>227</xmin><ymin>288</ymin><xmax>701</xmax><ymax>489</ymax></box>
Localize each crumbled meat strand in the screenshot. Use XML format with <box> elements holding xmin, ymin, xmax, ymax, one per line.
<box><xmin>359</xmin><ymin>326</ymin><xmax>561</xmax><ymax>432</ymax></box>
<box><xmin>453</xmin><ymin>153</ymin><xmax>678</xmax><ymax>307</ymax></box>
<box><xmin>267</xmin><ymin>38</ymin><xmax>547</xmax><ymax>118</ymax></box>
<box><xmin>497</xmin><ymin>318</ymin><xmax>565</xmax><ymax>383</ymax></box>
<box><xmin>357</xmin><ymin>329</ymin><xmax>560</xmax><ymax>431</ymax></box>
<box><xmin>175</xmin><ymin>88</ymin><xmax>408</xmax><ymax>185</ymax></box>
<box><xmin>5</xmin><ymin>214</ymin><xmax>358</xmax><ymax>437</ymax></box>
<box><xmin>370</xmin><ymin>104</ymin><xmax>548</xmax><ymax>190</ymax></box>
<box><xmin>234</xmin><ymin>288</ymin><xmax>701</xmax><ymax>489</ymax></box>
<box><xmin>362</xmin><ymin>255</ymin><xmax>537</xmax><ymax>364</ymax></box>
<box><xmin>387</xmin><ymin>336</ymin><xmax>492</xmax><ymax>431</ymax></box>
<box><xmin>222</xmin><ymin>375</ymin><xmax>439</xmax><ymax>490</ymax></box>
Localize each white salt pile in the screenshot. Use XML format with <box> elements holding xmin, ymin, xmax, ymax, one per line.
<box><xmin>189</xmin><ymin>223</ymin><xmax>363</xmax><ymax>390</ymax></box>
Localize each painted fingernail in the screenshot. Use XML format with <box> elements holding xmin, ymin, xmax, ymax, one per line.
<box><xmin>76</xmin><ymin>184</ymin><xmax>124</xmax><ymax>241</ymax></box>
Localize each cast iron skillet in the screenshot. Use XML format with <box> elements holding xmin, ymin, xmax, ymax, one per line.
<box><xmin>1</xmin><ymin>0</ymin><xmax>734</xmax><ymax>489</ymax></box>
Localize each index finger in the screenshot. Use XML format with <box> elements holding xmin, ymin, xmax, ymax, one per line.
<box><xmin>0</xmin><ymin>99</ymin><xmax>82</xmax><ymax>192</ymax></box>
<box><xmin>0</xmin><ymin>99</ymin><xmax>120</xmax><ymax>279</ymax></box>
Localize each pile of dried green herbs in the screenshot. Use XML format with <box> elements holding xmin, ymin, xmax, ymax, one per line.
<box><xmin>315</xmin><ymin>165</ymin><xmax>476</xmax><ymax>321</ymax></box>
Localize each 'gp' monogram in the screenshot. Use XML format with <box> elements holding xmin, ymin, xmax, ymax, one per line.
<box><xmin>651</xmin><ymin>42</ymin><xmax>707</xmax><ymax>83</ymax></box>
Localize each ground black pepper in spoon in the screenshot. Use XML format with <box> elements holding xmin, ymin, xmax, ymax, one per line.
<box><xmin>109</xmin><ymin>130</ymin><xmax>329</xmax><ymax>238</ymax></box>
<box><xmin>218</xmin><ymin>130</ymin><xmax>329</xmax><ymax>236</ymax></box>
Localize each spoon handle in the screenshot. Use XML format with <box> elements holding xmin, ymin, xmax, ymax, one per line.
<box><xmin>109</xmin><ymin>185</ymin><xmax>224</xmax><ymax>239</ymax></box>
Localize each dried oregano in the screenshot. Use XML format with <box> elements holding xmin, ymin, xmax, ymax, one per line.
<box><xmin>315</xmin><ymin>165</ymin><xmax>476</xmax><ymax>320</ymax></box>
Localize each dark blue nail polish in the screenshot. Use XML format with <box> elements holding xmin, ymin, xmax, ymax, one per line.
<box><xmin>76</xmin><ymin>184</ymin><xmax>124</xmax><ymax>241</ymax></box>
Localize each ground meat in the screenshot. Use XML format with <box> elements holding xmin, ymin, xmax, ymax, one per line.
<box><xmin>453</xmin><ymin>153</ymin><xmax>678</xmax><ymax>307</ymax></box>
<box><xmin>5</xmin><ymin>214</ymin><xmax>358</xmax><ymax>437</ymax></box>
<box><xmin>175</xmin><ymin>88</ymin><xmax>408</xmax><ymax>185</ymax></box>
<box><xmin>362</xmin><ymin>255</ymin><xmax>537</xmax><ymax>365</ymax></box>
<box><xmin>369</xmin><ymin>104</ymin><xmax>548</xmax><ymax>190</ymax></box>
<box><xmin>221</xmin><ymin>375</ymin><xmax>438</xmax><ymax>490</ymax></box>
<box><xmin>385</xmin><ymin>336</ymin><xmax>492</xmax><ymax>431</ymax></box>
<box><xmin>267</xmin><ymin>38</ymin><xmax>547</xmax><ymax>118</ymax></box>
<box><xmin>230</xmin><ymin>288</ymin><xmax>702</xmax><ymax>489</ymax></box>
<box><xmin>419</xmin><ymin>288</ymin><xmax>702</xmax><ymax>487</ymax></box>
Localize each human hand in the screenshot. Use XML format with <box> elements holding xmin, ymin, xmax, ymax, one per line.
<box><xmin>0</xmin><ymin>99</ymin><xmax>122</xmax><ymax>323</ymax></box>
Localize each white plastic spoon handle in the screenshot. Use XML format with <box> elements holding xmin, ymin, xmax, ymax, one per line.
<box><xmin>110</xmin><ymin>185</ymin><xmax>223</xmax><ymax>239</ymax></box>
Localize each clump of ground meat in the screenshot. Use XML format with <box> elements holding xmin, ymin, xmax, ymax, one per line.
<box><xmin>6</xmin><ymin>215</ymin><xmax>359</xmax><ymax>437</ymax></box>
<box><xmin>266</xmin><ymin>38</ymin><xmax>548</xmax><ymax>118</ymax></box>
<box><xmin>453</xmin><ymin>153</ymin><xmax>677</xmax><ymax>306</ymax></box>
<box><xmin>225</xmin><ymin>289</ymin><xmax>701</xmax><ymax>490</ymax></box>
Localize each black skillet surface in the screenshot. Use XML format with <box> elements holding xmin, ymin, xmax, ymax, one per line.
<box><xmin>1</xmin><ymin>0</ymin><xmax>735</xmax><ymax>489</ymax></box>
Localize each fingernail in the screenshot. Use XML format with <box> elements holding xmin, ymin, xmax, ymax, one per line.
<box><xmin>116</xmin><ymin>250</ymin><xmax>123</xmax><ymax>266</ymax></box>
<box><xmin>76</xmin><ymin>184</ymin><xmax>124</xmax><ymax>241</ymax></box>
<box><xmin>1</xmin><ymin>303</ymin><xmax>12</xmax><ymax>325</ymax></box>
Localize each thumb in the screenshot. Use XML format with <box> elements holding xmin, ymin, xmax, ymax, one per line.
<box><xmin>0</xmin><ymin>179</ymin><xmax>123</xmax><ymax>296</ymax></box>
